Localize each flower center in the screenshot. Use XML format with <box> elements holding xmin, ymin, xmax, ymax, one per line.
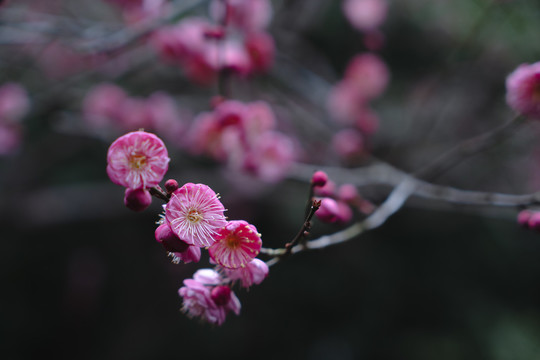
<box><xmin>187</xmin><ymin>209</ymin><xmax>203</xmax><ymax>223</ymax></box>
<box><xmin>225</xmin><ymin>234</ymin><xmax>241</xmax><ymax>249</ymax></box>
<box><xmin>129</xmin><ymin>153</ymin><xmax>147</xmax><ymax>170</ymax></box>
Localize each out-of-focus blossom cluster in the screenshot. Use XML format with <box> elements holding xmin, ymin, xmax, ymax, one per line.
<box><xmin>506</xmin><ymin>61</ymin><xmax>540</xmax><ymax>120</ymax></box>
<box><xmin>342</xmin><ymin>0</ymin><xmax>388</xmax><ymax>51</ymax></box>
<box><xmin>0</xmin><ymin>83</ymin><xmax>30</xmax><ymax>155</ymax></box>
<box><xmin>150</xmin><ymin>0</ymin><xmax>275</xmax><ymax>85</ymax></box>
<box><xmin>311</xmin><ymin>171</ymin><xmax>374</xmax><ymax>225</ymax></box>
<box><xmin>188</xmin><ymin>99</ymin><xmax>297</xmax><ymax>183</ymax></box>
<box><xmin>327</xmin><ymin>53</ymin><xmax>389</xmax><ymax>162</ymax></box>
<box><xmin>83</xmin><ymin>83</ymin><xmax>186</xmax><ymax>144</ymax></box>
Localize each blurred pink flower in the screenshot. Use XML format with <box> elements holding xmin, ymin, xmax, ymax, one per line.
<box><xmin>343</xmin><ymin>0</ymin><xmax>388</xmax><ymax>32</ymax></box>
<box><xmin>344</xmin><ymin>53</ymin><xmax>390</xmax><ymax>100</ymax></box>
<box><xmin>245</xmin><ymin>32</ymin><xmax>275</xmax><ymax>73</ymax></box>
<box><xmin>332</xmin><ymin>128</ymin><xmax>365</xmax><ymax>158</ymax></box>
<box><xmin>165</xmin><ymin>183</ymin><xmax>227</xmax><ymax>247</ymax></box>
<box><xmin>224</xmin><ymin>258</ymin><xmax>269</xmax><ymax>288</ymax></box>
<box><xmin>315</xmin><ymin>197</ymin><xmax>353</xmax><ymax>224</ymax></box>
<box><xmin>83</xmin><ymin>83</ymin><xmax>127</xmax><ymax>129</ymax></box>
<box><xmin>506</xmin><ymin>61</ymin><xmax>540</xmax><ymax>119</ymax></box>
<box><xmin>208</xmin><ymin>220</ymin><xmax>262</xmax><ymax>269</ymax></box>
<box><xmin>0</xmin><ymin>83</ymin><xmax>29</xmax><ymax>122</ymax></box>
<box><xmin>327</xmin><ymin>80</ymin><xmax>367</xmax><ymax>125</ymax></box>
<box><xmin>179</xmin><ymin>269</ymin><xmax>241</xmax><ymax>325</ymax></box>
<box><xmin>106</xmin><ymin>131</ymin><xmax>170</xmax><ymax>189</ymax></box>
<box><xmin>242</xmin><ymin>131</ymin><xmax>296</xmax><ymax>182</ymax></box>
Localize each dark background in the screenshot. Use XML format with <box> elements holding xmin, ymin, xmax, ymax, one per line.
<box><xmin>2</xmin><ymin>0</ymin><xmax>540</xmax><ymax>359</ymax></box>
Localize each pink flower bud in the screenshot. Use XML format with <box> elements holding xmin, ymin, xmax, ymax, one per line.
<box><xmin>528</xmin><ymin>212</ymin><xmax>540</xmax><ymax>231</ymax></box>
<box><xmin>155</xmin><ymin>223</ymin><xmax>189</xmax><ymax>253</ymax></box>
<box><xmin>315</xmin><ymin>197</ymin><xmax>353</xmax><ymax>224</ymax></box>
<box><xmin>506</xmin><ymin>61</ymin><xmax>540</xmax><ymax>119</ymax></box>
<box><xmin>517</xmin><ymin>209</ymin><xmax>532</xmax><ymax>228</ymax></box>
<box><xmin>311</xmin><ymin>171</ymin><xmax>328</xmax><ymax>187</ymax></box>
<box><xmin>211</xmin><ymin>285</ymin><xmax>232</xmax><ymax>306</ymax></box>
<box><xmin>164</xmin><ymin>179</ymin><xmax>179</xmax><ymax>194</ymax></box>
<box><xmin>124</xmin><ymin>188</ymin><xmax>152</xmax><ymax>212</ymax></box>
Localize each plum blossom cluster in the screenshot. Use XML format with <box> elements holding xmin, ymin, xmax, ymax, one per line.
<box><xmin>83</xmin><ymin>83</ymin><xmax>185</xmax><ymax>144</ymax></box>
<box><xmin>506</xmin><ymin>61</ymin><xmax>540</xmax><ymax>120</ymax></box>
<box><xmin>0</xmin><ymin>83</ymin><xmax>30</xmax><ymax>155</ymax></box>
<box><xmin>342</xmin><ymin>0</ymin><xmax>388</xmax><ymax>51</ymax></box>
<box><xmin>107</xmin><ymin>130</ymin><xmax>269</xmax><ymax>324</ymax></box>
<box><xmin>327</xmin><ymin>52</ymin><xmax>390</xmax><ymax>162</ymax></box>
<box><xmin>311</xmin><ymin>171</ymin><xmax>374</xmax><ymax>225</ymax></box>
<box><xmin>188</xmin><ymin>99</ymin><xmax>296</xmax><ymax>182</ymax></box>
<box><xmin>151</xmin><ymin>0</ymin><xmax>275</xmax><ymax>85</ymax></box>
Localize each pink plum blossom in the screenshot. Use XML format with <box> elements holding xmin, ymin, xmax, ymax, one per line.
<box><xmin>83</xmin><ymin>83</ymin><xmax>127</xmax><ymax>129</ymax></box>
<box><xmin>209</xmin><ymin>220</ymin><xmax>262</xmax><ymax>269</ymax></box>
<box><xmin>343</xmin><ymin>0</ymin><xmax>388</xmax><ymax>32</ymax></box>
<box><xmin>344</xmin><ymin>53</ymin><xmax>390</xmax><ymax>100</ymax></box>
<box><xmin>242</xmin><ymin>131</ymin><xmax>296</xmax><ymax>182</ymax></box>
<box><xmin>332</xmin><ymin>128</ymin><xmax>365</xmax><ymax>158</ymax></box>
<box><xmin>165</xmin><ymin>183</ymin><xmax>227</xmax><ymax>247</ymax></box>
<box><xmin>506</xmin><ymin>61</ymin><xmax>540</xmax><ymax>119</ymax></box>
<box><xmin>106</xmin><ymin>131</ymin><xmax>170</xmax><ymax>189</ymax></box>
<box><xmin>245</xmin><ymin>32</ymin><xmax>275</xmax><ymax>73</ymax></box>
<box><xmin>179</xmin><ymin>269</ymin><xmax>241</xmax><ymax>325</ymax></box>
<box><xmin>327</xmin><ymin>80</ymin><xmax>367</xmax><ymax>125</ymax></box>
<box><xmin>224</xmin><ymin>258</ymin><xmax>269</xmax><ymax>288</ymax></box>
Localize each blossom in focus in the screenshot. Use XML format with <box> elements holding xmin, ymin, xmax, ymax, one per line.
<box><xmin>224</xmin><ymin>258</ymin><xmax>269</xmax><ymax>288</ymax></box>
<box><xmin>342</xmin><ymin>0</ymin><xmax>388</xmax><ymax>32</ymax></box>
<box><xmin>179</xmin><ymin>269</ymin><xmax>241</xmax><ymax>325</ymax></box>
<box><xmin>209</xmin><ymin>220</ymin><xmax>262</xmax><ymax>269</ymax></box>
<box><xmin>106</xmin><ymin>131</ymin><xmax>170</xmax><ymax>189</ymax></box>
<box><xmin>506</xmin><ymin>61</ymin><xmax>540</xmax><ymax>119</ymax></box>
<box><xmin>165</xmin><ymin>183</ymin><xmax>227</xmax><ymax>247</ymax></box>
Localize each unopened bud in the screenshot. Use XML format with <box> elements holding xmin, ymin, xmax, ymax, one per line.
<box><xmin>124</xmin><ymin>188</ymin><xmax>152</xmax><ymax>212</ymax></box>
<box><xmin>517</xmin><ymin>209</ymin><xmax>532</xmax><ymax>228</ymax></box>
<box><xmin>164</xmin><ymin>179</ymin><xmax>179</xmax><ymax>194</ymax></box>
<box><xmin>311</xmin><ymin>171</ymin><xmax>328</xmax><ymax>187</ymax></box>
<box><xmin>155</xmin><ymin>223</ymin><xmax>190</xmax><ymax>253</ymax></box>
